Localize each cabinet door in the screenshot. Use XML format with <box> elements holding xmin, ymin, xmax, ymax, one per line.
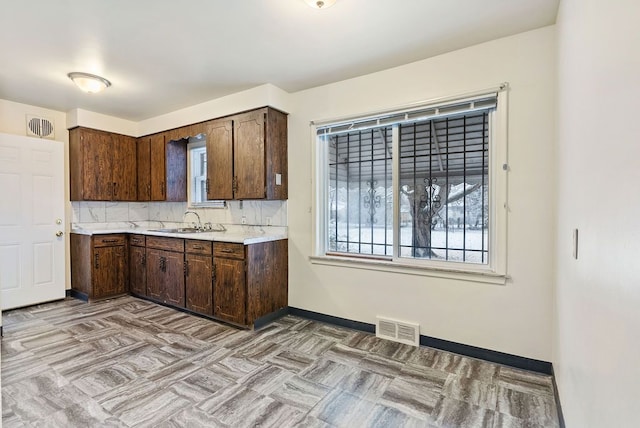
<box><xmin>81</xmin><ymin>128</ymin><xmax>113</xmax><ymax>200</ymax></box>
<box><xmin>112</xmin><ymin>134</ymin><xmax>137</xmax><ymax>201</ymax></box>
<box><xmin>214</xmin><ymin>258</ymin><xmax>246</xmax><ymax>324</ymax></box>
<box><xmin>185</xmin><ymin>254</ymin><xmax>213</xmax><ymax>315</ymax></box>
<box><xmin>137</xmin><ymin>136</ymin><xmax>151</xmax><ymax>201</ymax></box>
<box><xmin>205</xmin><ymin>119</ymin><xmax>234</xmax><ymax>200</ymax></box>
<box><xmin>93</xmin><ymin>246</ymin><xmax>127</xmax><ymax>298</ymax></box>
<box><xmin>146</xmin><ymin>248</ymin><xmax>164</xmax><ymax>301</ymax></box>
<box><xmin>129</xmin><ymin>245</ymin><xmax>147</xmax><ymax>296</ymax></box>
<box><xmin>234</xmin><ymin>110</ymin><xmax>266</xmax><ymax>199</ymax></box>
<box><xmin>165</xmin><ymin>139</ymin><xmax>187</xmax><ymax>202</ymax></box>
<box><xmin>163</xmin><ymin>251</ymin><xmax>185</xmax><ymax>307</ymax></box>
<box><xmin>150</xmin><ymin>134</ymin><xmax>166</xmax><ymax>201</ymax></box>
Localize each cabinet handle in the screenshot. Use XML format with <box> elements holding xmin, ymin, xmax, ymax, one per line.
<box><xmin>94</xmin><ymin>254</ymin><xmax>99</xmax><ymax>269</ymax></box>
<box><xmin>184</xmin><ymin>261</ymin><xmax>188</xmax><ymax>276</ymax></box>
<box><xmin>212</xmin><ymin>264</ymin><xmax>216</xmax><ymax>281</ymax></box>
<box><xmin>206</xmin><ymin>179</ymin><xmax>210</xmax><ymax>195</ymax></box>
<box><xmin>102</xmin><ymin>239</ymin><xmax>118</xmax><ymax>243</ymax></box>
<box><xmin>142</xmin><ymin>254</ymin><xmax>146</xmax><ymax>266</ymax></box>
<box><xmin>160</xmin><ymin>256</ymin><xmax>166</xmax><ymax>272</ymax></box>
<box><xmin>147</xmin><ymin>184</ymin><xmax>151</xmax><ymax>199</ymax></box>
<box><xmin>193</xmin><ymin>245</ymin><xmax>204</xmax><ymax>250</ymax></box>
<box><xmin>220</xmin><ymin>248</ymin><xmax>233</xmax><ymax>253</ymax></box>
<box><xmin>161</xmin><ymin>181</ymin><xmax>165</xmax><ymax>196</ymax></box>
<box><xmin>113</xmin><ymin>182</ymin><xmax>118</xmax><ymax>197</ymax></box>
<box><xmin>232</xmin><ymin>176</ymin><xmax>238</xmax><ymax>194</ymax></box>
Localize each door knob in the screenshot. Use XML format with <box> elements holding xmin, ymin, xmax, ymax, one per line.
<box><xmin>56</xmin><ymin>231</ymin><xmax>64</xmax><ymax>237</ymax></box>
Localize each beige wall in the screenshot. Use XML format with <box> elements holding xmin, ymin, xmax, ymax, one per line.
<box><xmin>555</xmin><ymin>0</ymin><xmax>640</xmax><ymax>426</ymax></box>
<box><xmin>0</xmin><ymin>99</ymin><xmax>67</xmax><ymax>139</ymax></box>
<box><xmin>288</xmin><ymin>26</ymin><xmax>557</xmax><ymax>361</ymax></box>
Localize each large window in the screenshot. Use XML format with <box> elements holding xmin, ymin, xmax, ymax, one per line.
<box><xmin>315</xmin><ymin>89</ymin><xmax>507</xmax><ymax>275</ymax></box>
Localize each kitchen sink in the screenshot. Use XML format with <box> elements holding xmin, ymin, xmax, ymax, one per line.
<box><xmin>148</xmin><ymin>227</ymin><xmax>205</xmax><ymax>234</ymax></box>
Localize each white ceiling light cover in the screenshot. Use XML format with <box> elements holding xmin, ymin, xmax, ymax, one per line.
<box><xmin>68</xmin><ymin>72</ymin><xmax>111</xmax><ymax>94</ymax></box>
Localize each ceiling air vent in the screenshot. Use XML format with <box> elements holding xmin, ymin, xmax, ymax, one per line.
<box><xmin>26</xmin><ymin>115</ymin><xmax>55</xmax><ymax>139</ymax></box>
<box><xmin>376</xmin><ymin>316</ymin><xmax>420</xmax><ymax>347</ymax></box>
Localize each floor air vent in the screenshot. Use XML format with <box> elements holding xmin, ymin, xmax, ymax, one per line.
<box><xmin>26</xmin><ymin>115</ymin><xmax>55</xmax><ymax>139</ymax></box>
<box><xmin>376</xmin><ymin>316</ymin><xmax>420</xmax><ymax>347</ymax></box>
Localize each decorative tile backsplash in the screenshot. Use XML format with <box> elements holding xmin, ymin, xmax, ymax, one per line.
<box><xmin>71</xmin><ymin>200</ymin><xmax>287</xmax><ymax>227</ymax></box>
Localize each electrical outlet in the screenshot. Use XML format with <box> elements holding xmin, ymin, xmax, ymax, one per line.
<box><xmin>241</xmin><ymin>216</ymin><xmax>247</xmax><ymax>225</ymax></box>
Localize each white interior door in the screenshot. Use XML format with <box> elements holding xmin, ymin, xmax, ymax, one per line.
<box><xmin>0</xmin><ymin>133</ymin><xmax>66</xmax><ymax>310</ymax></box>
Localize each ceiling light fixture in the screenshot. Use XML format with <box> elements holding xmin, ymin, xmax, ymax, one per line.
<box><xmin>304</xmin><ymin>0</ymin><xmax>337</xmax><ymax>9</ymax></box>
<box><xmin>67</xmin><ymin>72</ymin><xmax>111</xmax><ymax>94</ymax></box>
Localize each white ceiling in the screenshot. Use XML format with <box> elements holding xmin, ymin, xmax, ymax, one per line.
<box><xmin>0</xmin><ymin>0</ymin><xmax>559</xmax><ymax>121</ymax></box>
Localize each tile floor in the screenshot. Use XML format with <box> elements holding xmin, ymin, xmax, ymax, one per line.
<box><xmin>1</xmin><ymin>296</ymin><xmax>560</xmax><ymax>427</ymax></box>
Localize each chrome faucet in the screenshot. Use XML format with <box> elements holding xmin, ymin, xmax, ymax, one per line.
<box><xmin>184</xmin><ymin>211</ymin><xmax>202</xmax><ymax>230</ymax></box>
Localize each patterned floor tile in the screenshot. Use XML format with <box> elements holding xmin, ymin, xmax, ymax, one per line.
<box><xmin>495</xmin><ymin>386</ymin><xmax>559</xmax><ymax>427</ymax></box>
<box><xmin>496</xmin><ymin>366</ymin><xmax>555</xmax><ymax>396</ymax></box>
<box><xmin>1</xmin><ymin>296</ymin><xmax>561</xmax><ymax>428</ymax></box>
<box><xmin>238</xmin><ymin>364</ymin><xmax>295</xmax><ymax>394</ymax></box>
<box><xmin>267</xmin><ymin>348</ymin><xmax>317</xmax><ymax>373</ymax></box>
<box><xmin>431</xmin><ymin>395</ymin><xmax>496</xmax><ymax>428</ymax></box>
<box><xmin>378</xmin><ymin>377</ymin><xmax>441</xmax><ymax>420</ymax></box>
<box><xmin>300</xmin><ymin>358</ymin><xmax>359</xmax><ymax>388</ymax></box>
<box><xmin>268</xmin><ymin>375</ymin><xmax>332</xmax><ymax>410</ymax></box>
<box><xmin>334</xmin><ymin>368</ymin><xmax>392</xmax><ymax>400</ymax></box>
<box><xmin>442</xmin><ymin>375</ymin><xmax>499</xmax><ymax>410</ymax></box>
<box><xmin>309</xmin><ymin>389</ymin><xmax>378</xmax><ymax>427</ymax></box>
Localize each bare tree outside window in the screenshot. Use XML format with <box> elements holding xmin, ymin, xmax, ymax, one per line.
<box><xmin>399</xmin><ymin>113</ymin><xmax>489</xmax><ymax>263</ymax></box>
<box><xmin>322</xmin><ymin>97</ymin><xmax>494</xmax><ymax>266</ymax></box>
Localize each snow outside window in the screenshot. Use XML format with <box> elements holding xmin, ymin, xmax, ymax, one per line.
<box><xmin>314</xmin><ymin>88</ymin><xmax>508</xmax><ymax>275</ymax></box>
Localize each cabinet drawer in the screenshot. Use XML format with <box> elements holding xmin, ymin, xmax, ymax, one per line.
<box><xmin>130</xmin><ymin>234</ymin><xmax>146</xmax><ymax>247</ymax></box>
<box><xmin>214</xmin><ymin>242</ymin><xmax>245</xmax><ymax>259</ymax></box>
<box><xmin>146</xmin><ymin>236</ymin><xmax>184</xmax><ymax>252</ymax></box>
<box><xmin>186</xmin><ymin>240</ymin><xmax>212</xmax><ymax>255</ymax></box>
<box><xmin>93</xmin><ymin>234</ymin><xmax>126</xmax><ymax>247</ymax></box>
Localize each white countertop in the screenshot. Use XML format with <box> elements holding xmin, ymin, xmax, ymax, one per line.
<box><xmin>71</xmin><ymin>222</ymin><xmax>287</xmax><ymax>245</ymax></box>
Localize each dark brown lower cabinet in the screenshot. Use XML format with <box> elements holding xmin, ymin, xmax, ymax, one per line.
<box><xmin>93</xmin><ymin>245</ymin><xmax>127</xmax><ymax>298</ymax></box>
<box><xmin>129</xmin><ymin>236</ymin><xmax>147</xmax><ymax>296</ymax></box>
<box><xmin>213</xmin><ymin>240</ymin><xmax>288</xmax><ymax>326</ymax></box>
<box><xmin>70</xmin><ymin>233</ymin><xmax>127</xmax><ymax>300</ymax></box>
<box><xmin>71</xmin><ymin>233</ymin><xmax>288</xmax><ymax>327</ymax></box>
<box><xmin>186</xmin><ymin>253</ymin><xmax>213</xmax><ymax>315</ymax></box>
<box><xmin>185</xmin><ymin>240</ymin><xmax>213</xmax><ymax>315</ymax></box>
<box><xmin>214</xmin><ymin>256</ymin><xmax>246</xmax><ymax>325</ymax></box>
<box><xmin>146</xmin><ymin>236</ymin><xmax>185</xmax><ymax>307</ymax></box>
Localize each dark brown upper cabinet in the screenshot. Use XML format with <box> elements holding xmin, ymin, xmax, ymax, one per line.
<box><xmin>69</xmin><ymin>127</ymin><xmax>137</xmax><ymax>201</ymax></box>
<box><xmin>136</xmin><ymin>133</ymin><xmax>187</xmax><ymax>202</ymax></box>
<box><xmin>205</xmin><ymin>118</ymin><xmax>234</xmax><ymax>200</ymax></box>
<box><xmin>206</xmin><ymin>107</ymin><xmax>287</xmax><ymax>200</ymax></box>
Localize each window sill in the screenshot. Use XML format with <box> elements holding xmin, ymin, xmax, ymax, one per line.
<box><xmin>308</xmin><ymin>255</ymin><xmax>507</xmax><ymax>285</ymax></box>
<box><xmin>188</xmin><ymin>201</ymin><xmax>226</xmax><ymax>209</ymax></box>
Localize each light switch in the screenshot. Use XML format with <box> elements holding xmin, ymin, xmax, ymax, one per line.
<box><xmin>275</xmin><ymin>173</ymin><xmax>282</xmax><ymax>186</ymax></box>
